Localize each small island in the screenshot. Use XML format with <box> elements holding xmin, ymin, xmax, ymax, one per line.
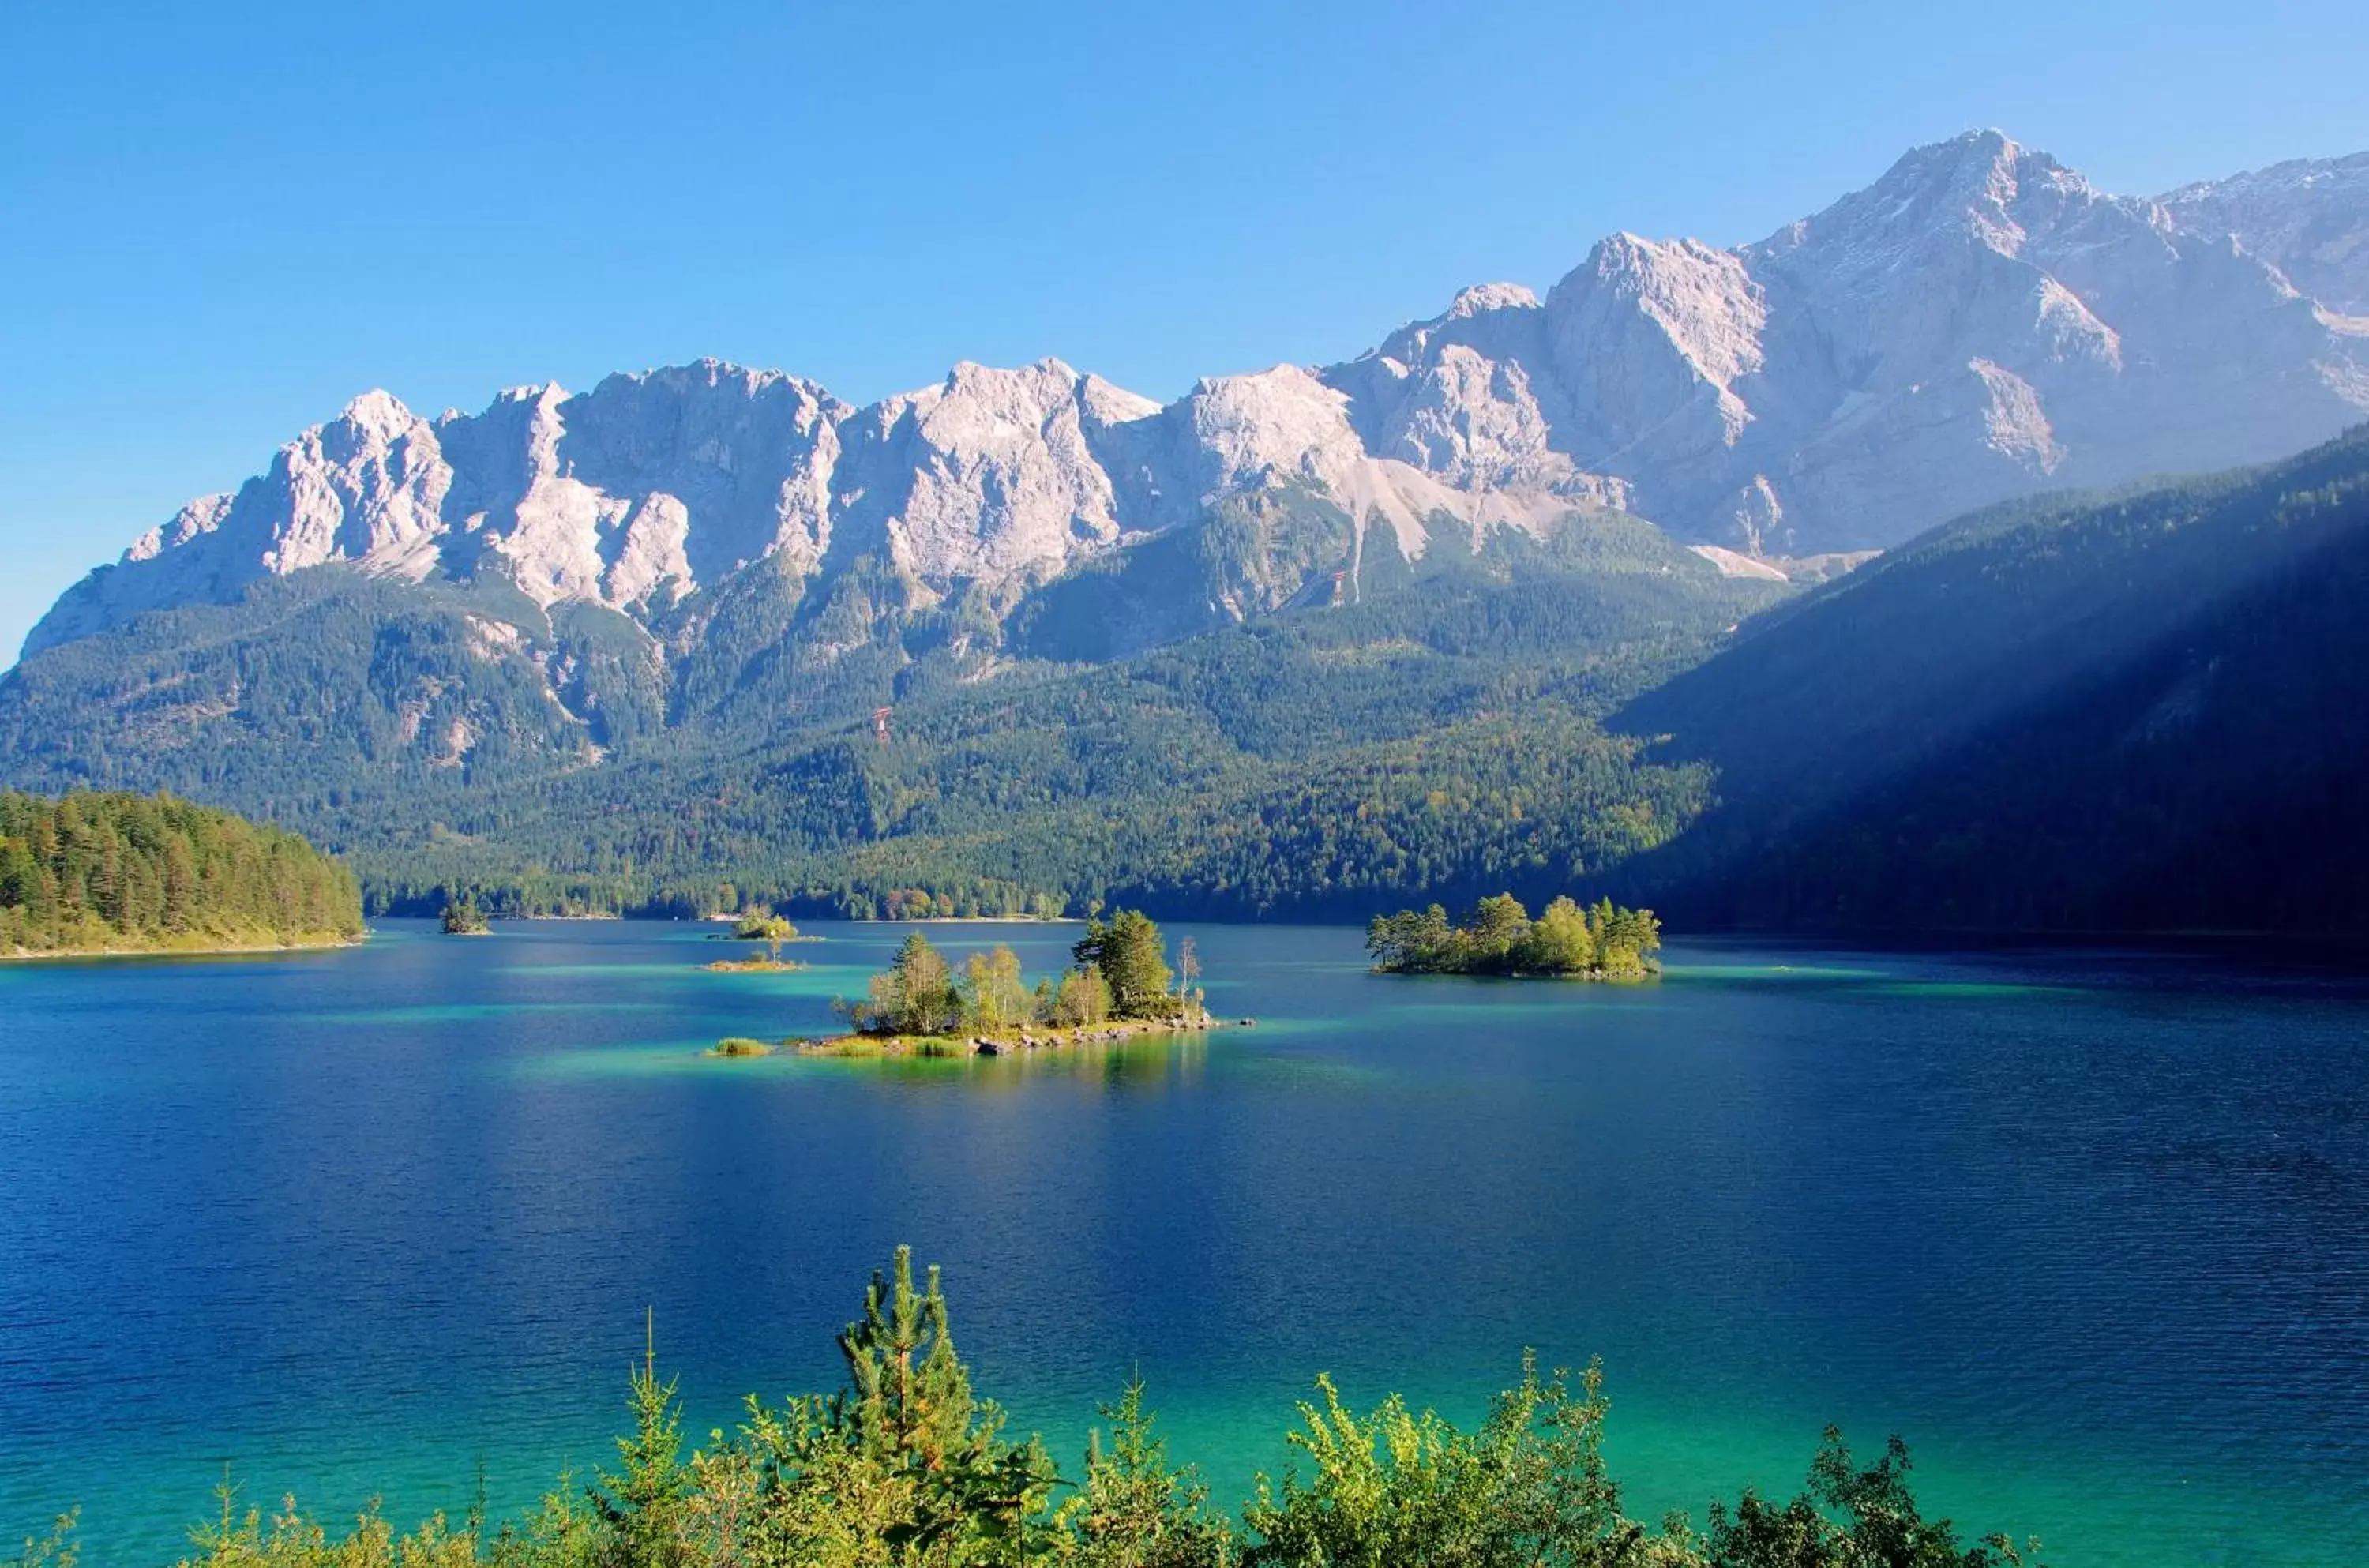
<box><xmin>730</xmin><ymin>910</ymin><xmax>1226</xmax><ymax>1059</ymax></box>
<box><xmin>440</xmin><ymin>897</ymin><xmax>492</xmax><ymax>936</ymax></box>
<box><xmin>702</xmin><ymin>912</ymin><xmax>811</xmax><ymax>972</ymax></box>
<box><xmin>1366</xmin><ymin>893</ymin><xmax>1662</xmax><ymax>980</ymax></box>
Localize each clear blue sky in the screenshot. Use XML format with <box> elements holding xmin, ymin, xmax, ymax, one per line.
<box><xmin>6</xmin><ymin>0</ymin><xmax>2367</xmax><ymax>666</ymax></box>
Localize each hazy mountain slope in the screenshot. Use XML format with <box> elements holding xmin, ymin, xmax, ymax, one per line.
<box><xmin>1614</xmin><ymin>423</ymin><xmax>2369</xmax><ymax>931</ymax></box>
<box><xmin>1331</xmin><ymin>131</ymin><xmax>2369</xmax><ymax>555</ymax></box>
<box><xmin>2161</xmin><ymin>152</ymin><xmax>2369</xmax><ymax>313</ymax></box>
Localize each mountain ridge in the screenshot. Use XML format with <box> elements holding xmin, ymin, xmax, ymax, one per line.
<box><xmin>26</xmin><ymin>129</ymin><xmax>2369</xmax><ymax>666</ymax></box>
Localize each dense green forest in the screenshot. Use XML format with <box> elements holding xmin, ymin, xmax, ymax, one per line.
<box><xmin>0</xmin><ymin>505</ymin><xmax>1777</xmax><ymax>923</ymax></box>
<box><xmin>1368</xmin><ymin>893</ymin><xmax>1662</xmax><ymax>977</ymax></box>
<box><xmin>0</xmin><ymin>790</ymin><xmax>361</xmax><ymax>956</ymax></box>
<box><xmin>1616</xmin><ymin>422</ymin><xmax>2369</xmax><ymax>932</ymax></box>
<box><xmin>9</xmin><ymin>1246</ymin><xmax>2038</xmax><ymax>1567</ymax></box>
<box><xmin>13</xmin><ymin>424</ymin><xmax>2369</xmax><ymax>934</ymax></box>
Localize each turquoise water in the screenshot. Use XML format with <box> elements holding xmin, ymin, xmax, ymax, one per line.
<box><xmin>0</xmin><ymin>920</ymin><xmax>2363</xmax><ymax>1564</ymax></box>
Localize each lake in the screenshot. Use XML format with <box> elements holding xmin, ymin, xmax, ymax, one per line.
<box><xmin>0</xmin><ymin>920</ymin><xmax>2363</xmax><ymax>1564</ymax></box>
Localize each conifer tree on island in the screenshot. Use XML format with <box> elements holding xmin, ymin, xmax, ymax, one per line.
<box><xmin>1072</xmin><ymin>910</ymin><xmax>1177</xmax><ymax>1018</ymax></box>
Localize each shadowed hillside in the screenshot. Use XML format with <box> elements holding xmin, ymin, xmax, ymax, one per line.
<box><xmin>1614</xmin><ymin>424</ymin><xmax>2369</xmax><ymax>932</ymax></box>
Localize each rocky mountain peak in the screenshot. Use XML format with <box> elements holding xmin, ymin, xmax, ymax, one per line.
<box><xmin>338</xmin><ymin>388</ymin><xmax>423</xmax><ymax>441</ymax></box>
<box><xmin>1447</xmin><ymin>282</ymin><xmax>1541</xmax><ymax>317</ymax></box>
<box><xmin>1751</xmin><ymin>129</ymin><xmax>2097</xmax><ymax>279</ymax></box>
<box><xmin>1553</xmin><ymin>232</ymin><xmax>1766</xmax><ymax>396</ymax></box>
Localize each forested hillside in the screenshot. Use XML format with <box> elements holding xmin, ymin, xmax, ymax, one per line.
<box><xmin>1616</xmin><ymin>422</ymin><xmax>2369</xmax><ymax>932</ymax></box>
<box><xmin>0</xmin><ymin>790</ymin><xmax>362</xmax><ymax>955</ymax></box>
<box><xmin>20</xmin><ymin>418</ymin><xmax>2369</xmax><ymax>936</ymax></box>
<box><xmin>0</xmin><ymin>508</ymin><xmax>1784</xmax><ymax>920</ymax></box>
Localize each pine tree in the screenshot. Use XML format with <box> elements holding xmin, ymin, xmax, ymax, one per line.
<box><xmin>1073</xmin><ymin>911</ymin><xmax>1173</xmax><ymax>1019</ymax></box>
<box><xmin>590</xmin><ymin>1314</ymin><xmax>696</xmax><ymax>1568</ymax></box>
<box><xmin>828</xmin><ymin>1247</ymin><xmax>1055</xmax><ymax>1561</ymax></box>
<box><xmin>1061</xmin><ymin>1378</ymin><xmax>1232</xmax><ymax>1568</ymax></box>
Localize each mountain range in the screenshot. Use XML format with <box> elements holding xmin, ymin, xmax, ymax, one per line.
<box><xmin>6</xmin><ymin>129</ymin><xmax>2368</xmax><ymax>932</ymax></box>
<box><xmin>25</xmin><ymin>129</ymin><xmax>2369</xmax><ymax>668</ymax></box>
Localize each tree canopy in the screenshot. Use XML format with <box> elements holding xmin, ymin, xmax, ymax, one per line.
<box><xmin>0</xmin><ymin>513</ymin><xmax>1769</xmax><ymax>929</ymax></box>
<box><xmin>0</xmin><ymin>790</ymin><xmax>360</xmax><ymax>956</ymax></box>
<box><xmin>1367</xmin><ymin>894</ymin><xmax>1661</xmax><ymax>978</ymax></box>
<box><xmin>839</xmin><ymin>912</ymin><xmax>1192</xmax><ymax>1039</ymax></box>
<box><xmin>1072</xmin><ymin>911</ymin><xmax>1175</xmax><ymax>1018</ymax></box>
<box><xmin>440</xmin><ymin>897</ymin><xmax>490</xmax><ymax>936</ymax></box>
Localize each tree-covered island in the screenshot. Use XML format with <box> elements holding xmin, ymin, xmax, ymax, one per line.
<box><xmin>1367</xmin><ymin>893</ymin><xmax>1662</xmax><ymax>979</ymax></box>
<box><xmin>704</xmin><ymin>911</ymin><xmax>812</xmax><ymax>971</ymax></box>
<box><xmin>734</xmin><ymin>910</ymin><xmax>1224</xmax><ymax>1059</ymax></box>
<box><xmin>440</xmin><ymin>896</ymin><xmax>492</xmax><ymax>936</ymax></box>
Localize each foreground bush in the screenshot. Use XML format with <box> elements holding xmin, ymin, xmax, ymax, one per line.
<box><xmin>69</xmin><ymin>1248</ymin><xmax>2038</xmax><ymax>1567</ymax></box>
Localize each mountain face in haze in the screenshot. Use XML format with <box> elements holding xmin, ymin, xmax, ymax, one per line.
<box><xmin>1333</xmin><ymin>132</ymin><xmax>2369</xmax><ymax>553</ymax></box>
<box><xmin>2161</xmin><ymin>152</ymin><xmax>2369</xmax><ymax>314</ymax></box>
<box><xmin>23</xmin><ymin>358</ymin><xmax>1579</xmax><ymax>664</ymax></box>
<box><xmin>23</xmin><ymin>129</ymin><xmax>2369</xmax><ymax>671</ymax></box>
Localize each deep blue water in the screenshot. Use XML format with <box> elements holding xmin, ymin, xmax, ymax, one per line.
<box><xmin>0</xmin><ymin>920</ymin><xmax>2363</xmax><ymax>1564</ymax></box>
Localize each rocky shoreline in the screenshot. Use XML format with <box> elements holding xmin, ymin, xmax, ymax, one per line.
<box><xmin>712</xmin><ymin>1013</ymin><xmax>1252</xmax><ymax>1060</ymax></box>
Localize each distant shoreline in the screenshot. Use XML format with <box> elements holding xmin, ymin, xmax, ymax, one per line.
<box><xmin>0</xmin><ymin>933</ymin><xmax>364</xmax><ymax>964</ymax></box>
